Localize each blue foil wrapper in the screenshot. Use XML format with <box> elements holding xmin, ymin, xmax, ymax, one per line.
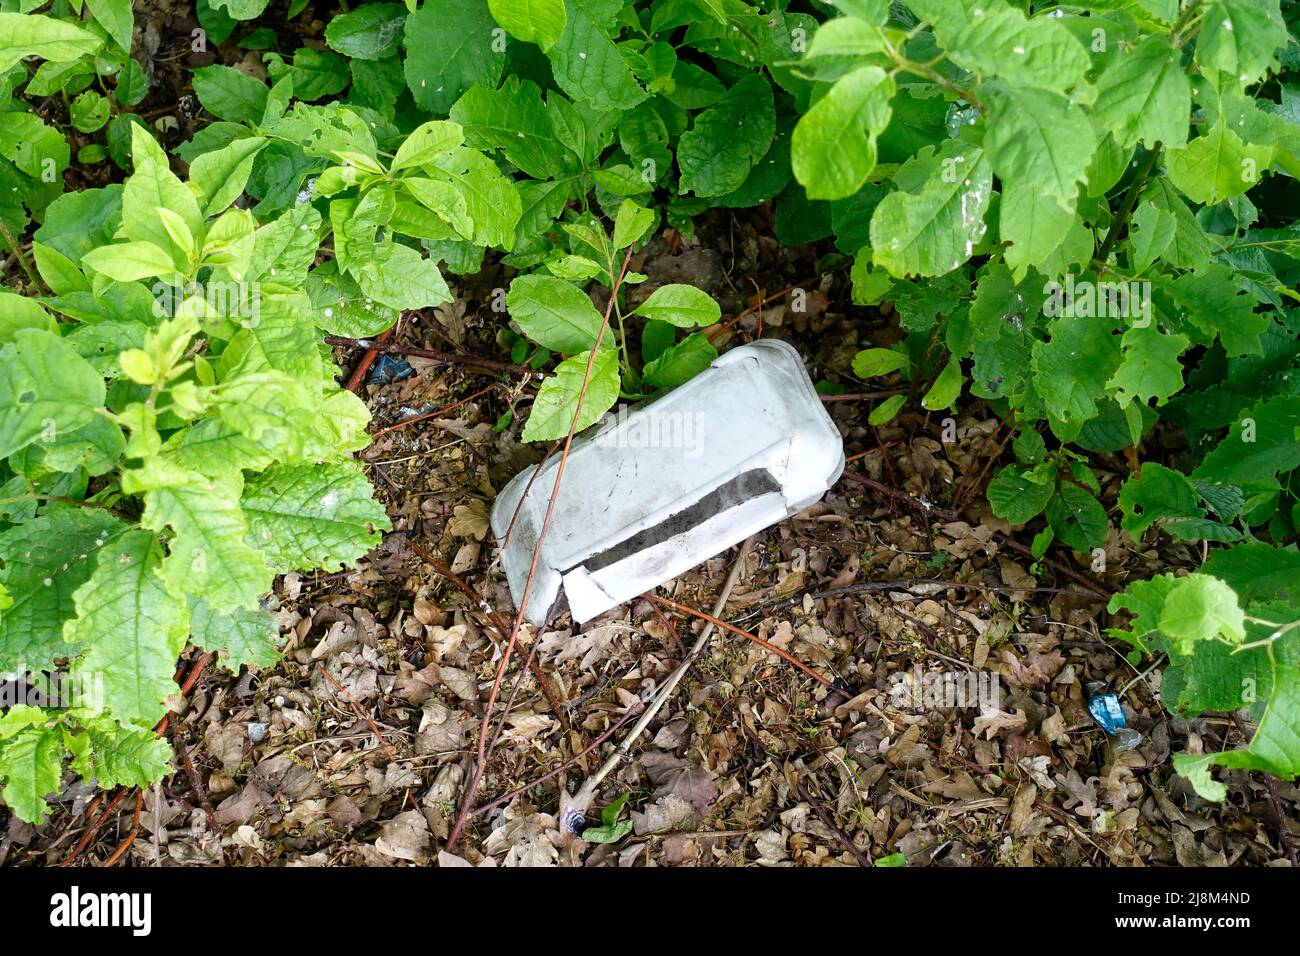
<box><xmin>1088</xmin><ymin>693</ymin><xmax>1127</xmax><ymax>734</ymax></box>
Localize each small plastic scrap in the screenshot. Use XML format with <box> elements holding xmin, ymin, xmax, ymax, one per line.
<box><xmin>368</xmin><ymin>354</ymin><xmax>414</xmax><ymax>385</ymax></box>
<box><xmin>1087</xmin><ymin>690</ymin><xmax>1142</xmax><ymax>752</ymax></box>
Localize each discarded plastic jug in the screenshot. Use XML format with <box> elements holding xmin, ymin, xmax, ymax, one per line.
<box><xmin>491</xmin><ymin>339</ymin><xmax>845</xmax><ymax>626</ymax></box>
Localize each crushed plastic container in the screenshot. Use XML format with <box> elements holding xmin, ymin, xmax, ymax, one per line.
<box><xmin>490</xmin><ymin>339</ymin><xmax>845</xmax><ymax>626</ymax></box>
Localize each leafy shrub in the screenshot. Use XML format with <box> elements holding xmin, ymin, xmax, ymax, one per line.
<box><xmin>793</xmin><ymin>0</ymin><xmax>1300</xmax><ymax>795</ymax></box>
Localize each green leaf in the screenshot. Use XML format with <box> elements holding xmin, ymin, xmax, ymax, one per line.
<box><xmin>135</xmin><ymin>465</ymin><xmax>271</xmax><ymax>612</ymax></box>
<box><xmin>792</xmin><ymin>66</ymin><xmax>894</xmax><ymax>201</ymax></box>
<box><xmin>66</xmin><ymin>531</ymin><xmax>190</xmax><ymax>729</ymax></box>
<box><xmin>869</xmin><ymin>143</ymin><xmax>991</xmax><ymax>278</ymax></box>
<box><xmin>1106</xmin><ymin>324</ymin><xmax>1188</xmax><ymax>408</ymax></box>
<box><xmin>633</xmin><ymin>284</ymin><xmax>720</xmax><ymax>329</ymax></box>
<box><xmin>851</xmin><ymin>348</ymin><xmax>906</xmax><ymax>379</ymax></box>
<box><xmin>0</xmin><ymin>328</ymin><xmax>106</xmax><ymax>460</ymax></box>
<box><xmin>507</xmin><ymin>274</ymin><xmax>606</xmax><ymax>354</ymax></box>
<box><xmin>0</xmin><ymin>724</ymin><xmax>64</xmax><ymax>823</ymax></box>
<box><xmin>1201</xmin><ymin>543</ymin><xmax>1300</xmax><ymax>605</ymax></box>
<box><xmin>71</xmin><ymin>719</ymin><xmax>173</xmax><ymax>789</ymax></box>
<box><xmin>987</xmin><ymin>464</ymin><xmax>1055</xmax><ymax>525</ymax></box>
<box><xmin>981</xmin><ymin>81</ymin><xmax>1094</xmax><ymax>211</ymax></box>
<box><xmin>191</xmin><ymin>64</ymin><xmax>270</xmax><ymax>123</ymax></box>
<box><xmin>1118</xmin><ymin>463</ymin><xmax>1202</xmax><ymax>537</ymax></box>
<box><xmin>941</xmin><ymin>6</ymin><xmax>1090</xmax><ymax>94</ymax></box>
<box><xmin>1165</xmin><ymin>121</ymin><xmax>1272</xmax><ymax>205</ymax></box>
<box><xmin>611</xmin><ymin>199</ymin><xmax>655</xmax><ymax>249</ymax></box>
<box><xmin>352</xmin><ymin>243</ymin><xmax>453</xmax><ymax>311</ymax></box>
<box><xmin>403</xmin><ymin>0</ymin><xmax>507</xmax><ymax>115</ymax></box>
<box><xmin>451</xmin><ymin>77</ymin><xmax>576</xmax><ymax>180</ymax></box>
<box><xmin>488</xmin><ymin>0</ymin><xmax>566</xmax><ymax>51</ymax></box>
<box><xmin>241</xmin><ymin>461</ymin><xmax>391</xmax><ymax>573</ymax></box>
<box><xmin>1092</xmin><ymin>35</ymin><xmax>1191</xmax><ymax>150</ymax></box>
<box><xmin>582</xmin><ymin>792</ymin><xmax>633</xmax><ymax>843</ymax></box>
<box><xmin>122</xmin><ymin>124</ymin><xmax>204</xmax><ymax>257</ymax></box>
<box><xmin>642</xmin><ymin>332</ymin><xmax>717</xmax><ymax>388</ymax></box>
<box><xmin>867</xmin><ymin>393</ymin><xmax>905</xmax><ymax>425</ymax></box>
<box><xmin>189</xmin><ymin>136</ymin><xmax>267</xmax><ymax>217</ymax></box>
<box><xmin>1046</xmin><ymin>481</ymin><xmax>1109</xmax><ymax>551</ymax></box>
<box><xmin>0</xmin><ymin>506</ymin><xmax>125</xmax><ymax>672</ymax></box>
<box><xmin>548</xmin><ymin>0</ymin><xmax>647</xmax><ymax>112</ymax></box>
<box><xmin>70</xmin><ymin>91</ymin><xmax>110</xmax><ymax>134</ymax></box>
<box><xmin>325</xmin><ymin>2</ymin><xmax>407</xmax><ymax>60</ymax></box>
<box><xmin>921</xmin><ymin>356</ymin><xmax>961</xmax><ymax>411</ymax></box>
<box><xmin>0</xmin><ymin>13</ymin><xmax>101</xmax><ymax>72</ymax></box>
<box><xmin>189</xmin><ymin>597</ymin><xmax>281</xmax><ymax>669</ymax></box>
<box><xmin>391</xmin><ymin>120</ymin><xmax>464</xmax><ymax>173</ymax></box>
<box><xmin>1195</xmin><ymin>0</ymin><xmax>1288</xmax><ymax>85</ymax></box>
<box><xmin>82</xmin><ymin>240</ymin><xmax>179</xmax><ymax>281</ymax></box>
<box><xmin>522</xmin><ymin>348</ymin><xmax>620</xmax><ymax>442</ymax></box>
<box><xmin>1158</xmin><ymin>574</ymin><xmax>1245</xmax><ymax>653</ymax></box>
<box><xmin>1030</xmin><ymin>315</ymin><xmax>1122</xmax><ymax>441</ymax></box>
<box><xmin>1193</xmin><ymin>395</ymin><xmax>1300</xmax><ymax>486</ymax></box>
<box><xmin>86</xmin><ymin>0</ymin><xmax>134</xmax><ymax>51</ymax></box>
<box><xmin>678</xmin><ymin>74</ymin><xmax>775</xmax><ymax>198</ymax></box>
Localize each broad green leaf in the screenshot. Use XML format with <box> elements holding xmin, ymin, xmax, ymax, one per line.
<box><xmin>324</xmin><ymin>2</ymin><xmax>407</xmax><ymax>60</ymax></box>
<box><xmin>0</xmin><ymin>724</ymin><xmax>63</xmax><ymax>823</ymax></box>
<box><xmin>867</xmin><ymin>393</ymin><xmax>905</xmax><ymax>425</ymax></box>
<box><xmin>1118</xmin><ymin>463</ymin><xmax>1202</xmax><ymax>536</ymax></box>
<box><xmin>1195</xmin><ymin>0</ymin><xmax>1288</xmax><ymax>85</ymax></box>
<box><xmin>642</xmin><ymin>332</ymin><xmax>717</xmax><ymax>388</ymax></box>
<box><xmin>611</xmin><ymin>199</ymin><xmax>655</xmax><ymax>249</ymax></box>
<box><xmin>1201</xmin><ymin>543</ymin><xmax>1300</xmax><ymax>605</ymax></box>
<box><xmin>869</xmin><ymin>143</ymin><xmax>991</xmax><ymax>278</ymax></box>
<box><xmin>1158</xmin><ymin>574</ymin><xmax>1245</xmax><ymax>653</ymax></box>
<box><xmin>1193</xmin><ymin>395</ymin><xmax>1300</xmax><ymax>486</ymax></box>
<box><xmin>633</xmin><ymin>284</ymin><xmax>720</xmax><ymax>328</ymax></box>
<box><xmin>191</xmin><ymin>64</ymin><xmax>270</xmax><ymax>123</ymax></box>
<box><xmin>241</xmin><ymin>462</ymin><xmax>391</xmax><ymax>572</ymax></box>
<box><xmin>0</xmin><ymin>506</ymin><xmax>125</xmax><ymax>672</ymax></box>
<box><xmin>852</xmin><ymin>348</ymin><xmax>906</xmax><ymax>379</ymax></box>
<box><xmin>86</xmin><ymin>0</ymin><xmax>134</xmax><ymax>50</ymax></box>
<box><xmin>792</xmin><ymin>66</ymin><xmax>894</xmax><ymax>201</ymax></box>
<box><xmin>451</xmin><ymin>77</ymin><xmax>577</xmax><ymax>180</ymax></box>
<box><xmin>488</xmin><ymin>0</ymin><xmax>566</xmax><ymax>50</ymax></box>
<box><xmin>391</xmin><ymin>120</ymin><xmax>464</xmax><ymax>172</ymax></box>
<box><xmin>507</xmin><ymin>274</ymin><xmax>606</xmax><ymax>353</ymax></box>
<box><xmin>1165</xmin><ymin>121</ymin><xmax>1273</xmax><ymax>205</ymax></box>
<box><xmin>999</xmin><ymin>183</ymin><xmax>1092</xmax><ymax>282</ymax></box>
<box><xmin>0</xmin><ymin>328</ymin><xmax>105</xmax><ymax>460</ymax></box>
<box><xmin>1046</xmin><ymin>481</ymin><xmax>1109</xmax><ymax>551</ymax></box>
<box><xmin>0</xmin><ymin>13</ymin><xmax>101</xmax><ymax>72</ymax></box>
<box><xmin>921</xmin><ymin>356</ymin><xmax>961</xmax><ymax>410</ymax></box>
<box><xmin>678</xmin><ymin>75</ymin><xmax>775</xmax><ymax>198</ymax></box>
<box><xmin>987</xmin><ymin>464</ymin><xmax>1055</xmax><ymax>525</ymax></box>
<box><xmin>135</xmin><ymin>465</ymin><xmax>271</xmax><ymax>612</ymax></box>
<box><xmin>1092</xmin><ymin>35</ymin><xmax>1190</xmax><ymax>150</ymax></box>
<box><xmin>981</xmin><ymin>81</ymin><xmax>1094</xmax><ymax>210</ymax></box>
<box><xmin>122</xmin><ymin>124</ymin><xmax>204</xmax><ymax>257</ymax></box>
<box><xmin>66</xmin><ymin>531</ymin><xmax>189</xmax><ymax>729</ymax></box>
<box><xmin>943</xmin><ymin>6</ymin><xmax>1090</xmax><ymax>93</ymax></box>
<box><xmin>1030</xmin><ymin>314</ymin><xmax>1122</xmax><ymax>441</ymax></box>
<box><xmin>0</xmin><ymin>292</ymin><xmax>57</xmax><ymax>342</ymax></box>
<box><xmin>424</xmin><ymin>147</ymin><xmax>522</xmax><ymax>249</ymax></box>
<box><xmin>522</xmin><ymin>348</ymin><xmax>620</xmax><ymax>441</ymax></box>
<box><xmin>1128</xmin><ymin>202</ymin><xmax>1177</xmax><ymax>272</ymax></box>
<box><xmin>403</xmin><ymin>0</ymin><xmax>507</xmax><ymax>115</ymax></box>
<box><xmin>189</xmin><ymin>597</ymin><xmax>281</xmax><ymax>669</ymax></box>
<box><xmin>548</xmin><ymin>0</ymin><xmax>647</xmax><ymax>112</ymax></box>
<box><xmin>82</xmin><ymin>240</ymin><xmax>179</xmax><ymax>281</ymax></box>
<box><xmin>71</xmin><ymin>720</ymin><xmax>173</xmax><ymax>789</ymax></box>
<box><xmin>189</xmin><ymin>136</ymin><xmax>267</xmax><ymax>217</ymax></box>
<box><xmin>352</xmin><ymin>243</ymin><xmax>453</xmax><ymax>311</ymax></box>
<box><xmin>1106</xmin><ymin>324</ymin><xmax>1188</xmax><ymax>408</ymax></box>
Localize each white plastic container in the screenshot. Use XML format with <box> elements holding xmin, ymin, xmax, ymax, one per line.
<box><xmin>490</xmin><ymin>339</ymin><xmax>845</xmax><ymax>625</ymax></box>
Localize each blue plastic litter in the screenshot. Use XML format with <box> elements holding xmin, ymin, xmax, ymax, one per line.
<box><xmin>1088</xmin><ymin>692</ymin><xmax>1127</xmax><ymax>734</ymax></box>
<box><xmin>1088</xmin><ymin>690</ymin><xmax>1143</xmax><ymax>752</ymax></box>
<box><xmin>369</xmin><ymin>354</ymin><xmax>414</xmax><ymax>385</ymax></box>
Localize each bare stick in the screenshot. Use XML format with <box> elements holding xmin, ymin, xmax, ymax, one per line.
<box><xmin>565</xmin><ymin>536</ymin><xmax>755</xmax><ymax>821</ymax></box>
<box><xmin>444</xmin><ymin>248</ymin><xmax>636</xmax><ymax>851</ymax></box>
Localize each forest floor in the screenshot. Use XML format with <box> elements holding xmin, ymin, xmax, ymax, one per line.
<box><xmin>9</xmin><ymin>206</ymin><xmax>1298</xmax><ymax>868</ymax></box>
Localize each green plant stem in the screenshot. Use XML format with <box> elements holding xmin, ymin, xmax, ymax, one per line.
<box><xmin>1094</xmin><ymin>145</ymin><xmax>1162</xmax><ymax>273</ymax></box>
<box><xmin>0</xmin><ymin>218</ymin><xmax>48</xmax><ymax>295</ymax></box>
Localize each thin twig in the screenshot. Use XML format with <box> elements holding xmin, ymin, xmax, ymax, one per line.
<box><xmin>317</xmin><ymin>664</ymin><xmax>398</xmax><ymax>759</ymax></box>
<box><xmin>444</xmin><ymin>248</ymin><xmax>636</xmax><ymax>851</ymax></box>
